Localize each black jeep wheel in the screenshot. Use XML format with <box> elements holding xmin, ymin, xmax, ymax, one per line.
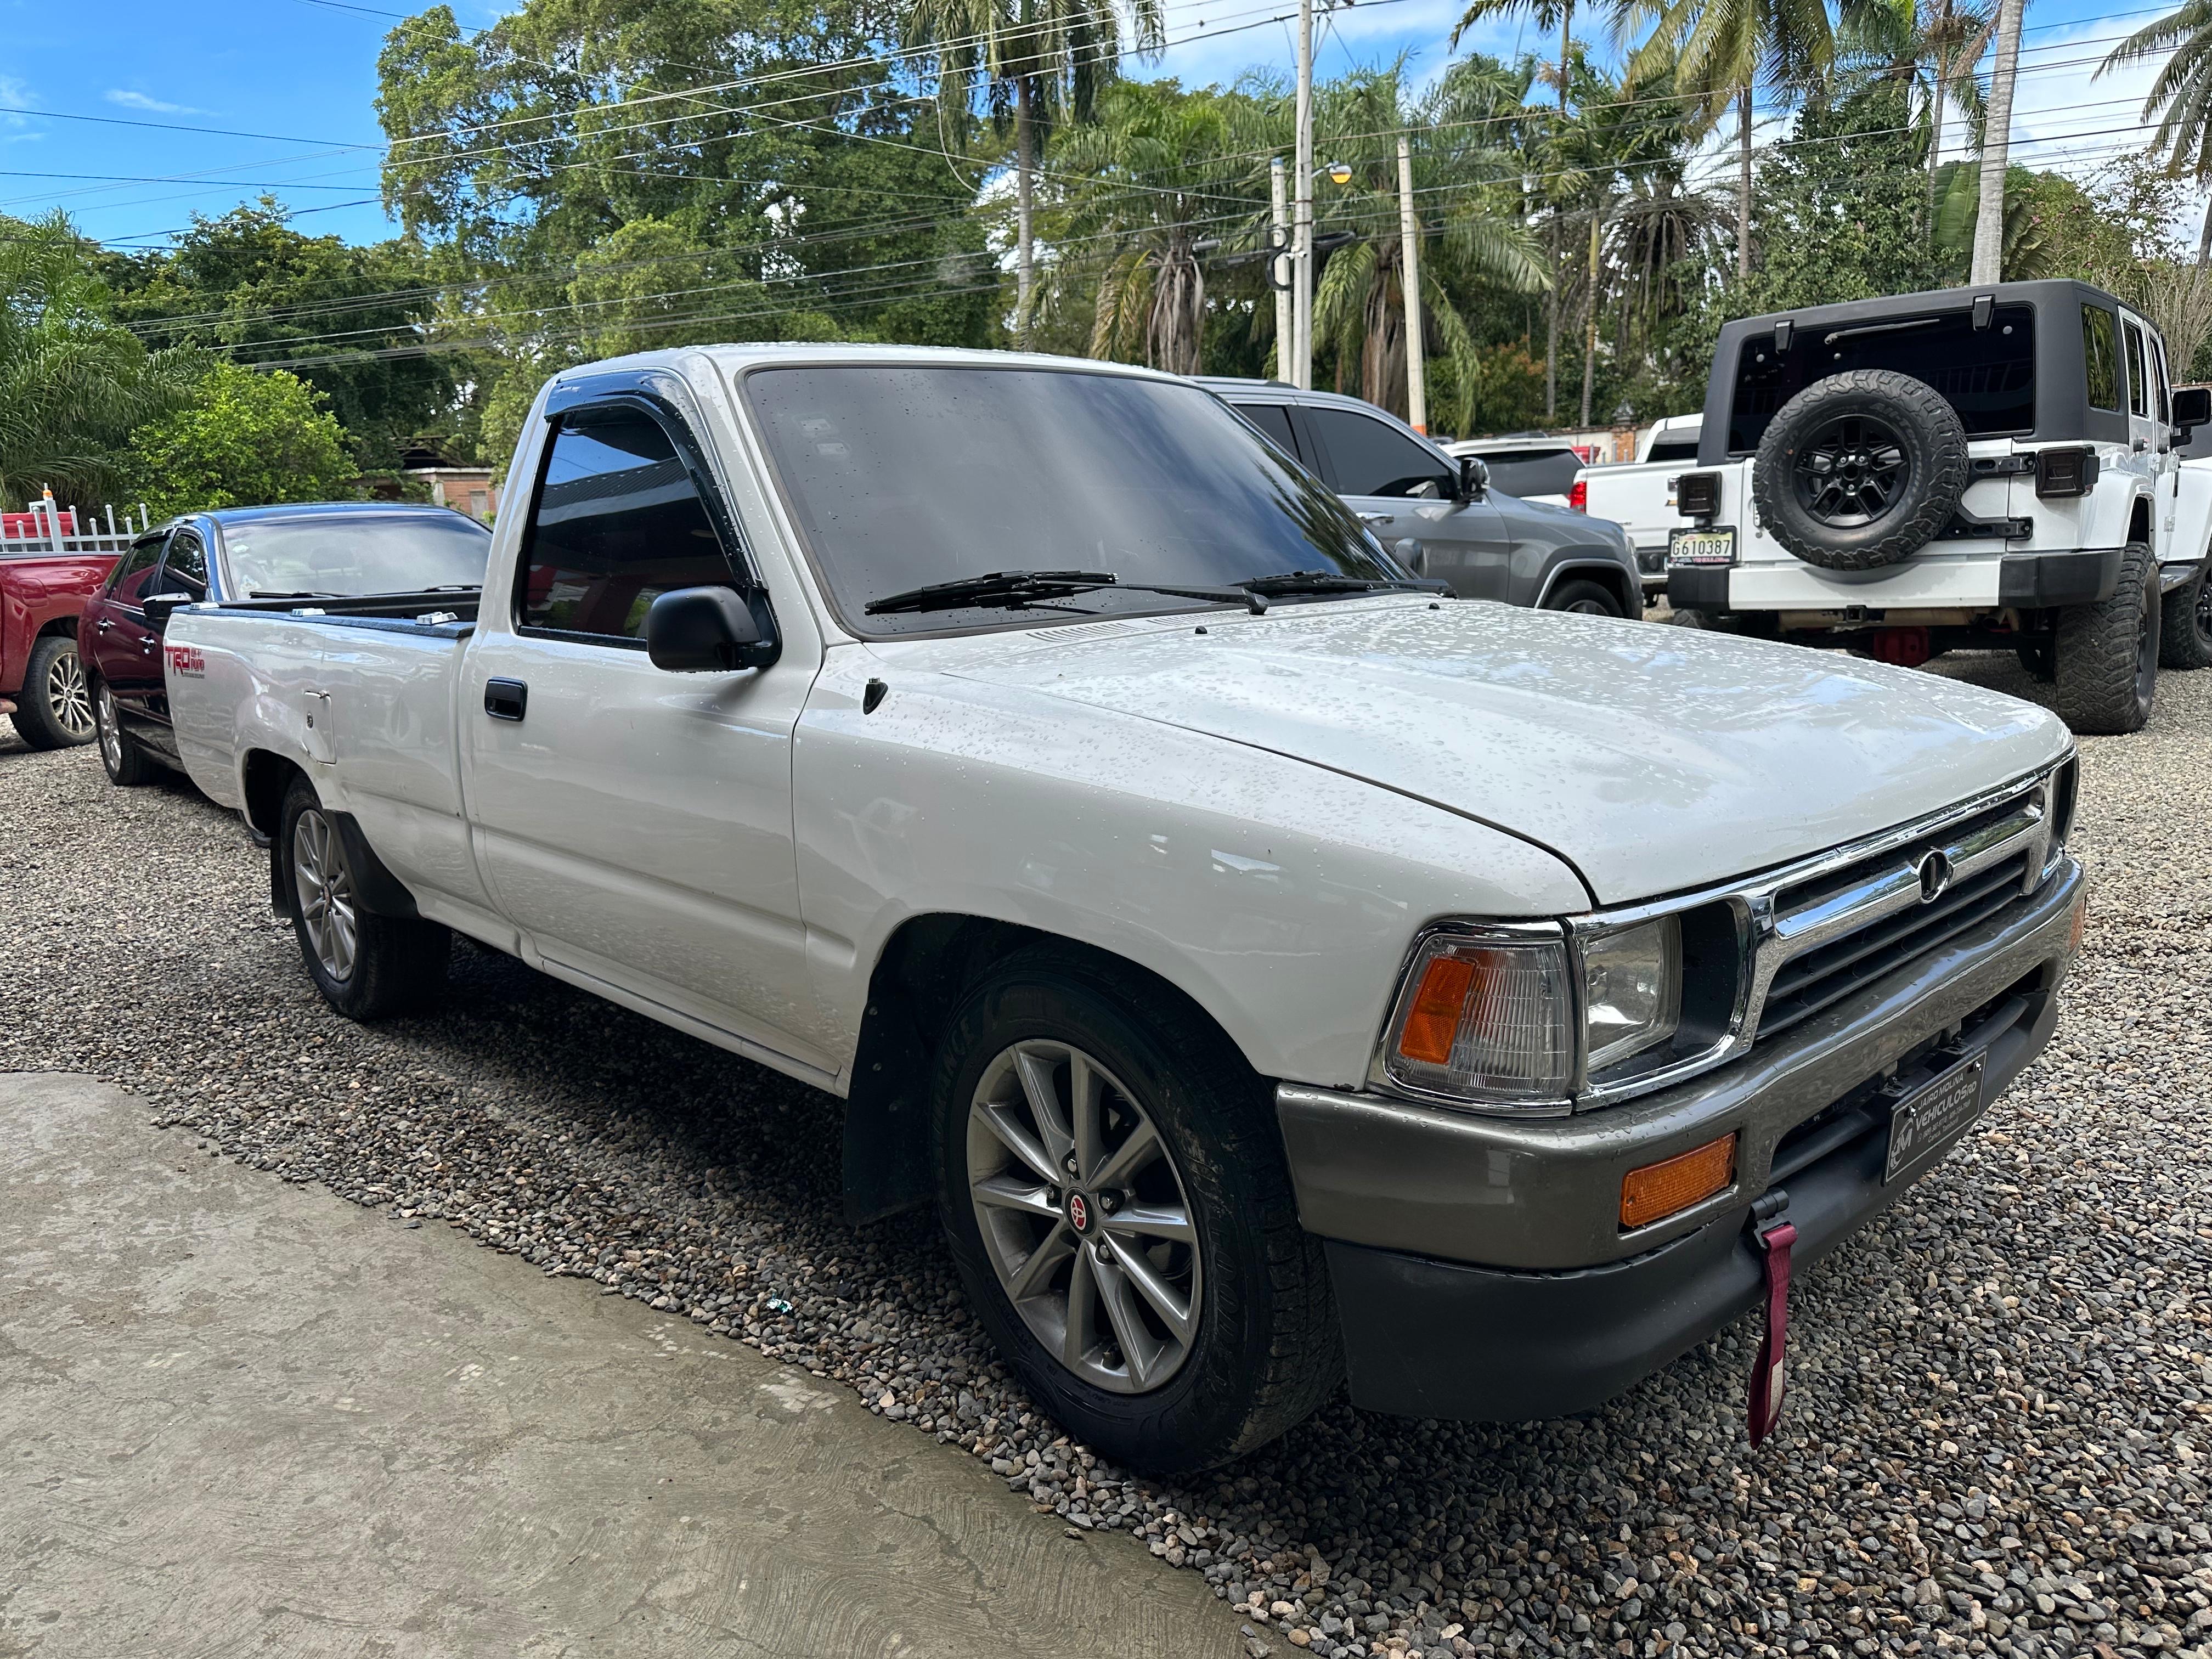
<box><xmin>2158</xmin><ymin>567</ymin><xmax>2212</xmax><ymax>670</ymax></box>
<box><xmin>932</xmin><ymin>945</ymin><xmax>1340</xmax><ymax>1474</ymax></box>
<box><xmin>2055</xmin><ymin>541</ymin><xmax>2160</xmax><ymax>735</ymax></box>
<box><xmin>1752</xmin><ymin>370</ymin><xmax>1970</xmax><ymax>572</ymax></box>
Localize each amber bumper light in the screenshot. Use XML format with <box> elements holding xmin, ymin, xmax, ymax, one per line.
<box><xmin>1620</xmin><ymin>1132</ymin><xmax>1737</xmax><ymax>1229</ymax></box>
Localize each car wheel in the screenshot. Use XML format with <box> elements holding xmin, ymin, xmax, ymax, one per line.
<box><xmin>280</xmin><ymin>776</ymin><xmax>450</xmax><ymax>1020</ymax></box>
<box><xmin>1751</xmin><ymin>369</ymin><xmax>1970</xmax><ymax>572</ymax></box>
<box><xmin>92</xmin><ymin>676</ymin><xmax>160</xmax><ymax>786</ymax></box>
<box><xmin>9</xmin><ymin>634</ymin><xmax>97</xmax><ymax>750</ymax></box>
<box><xmin>2015</xmin><ymin>639</ymin><xmax>2056</xmax><ymax>683</ymax></box>
<box><xmin>2158</xmin><ymin>567</ymin><xmax>2212</xmax><ymax>670</ymax></box>
<box><xmin>2055</xmin><ymin>541</ymin><xmax>2159</xmax><ymax>736</ymax></box>
<box><xmin>1542</xmin><ymin>579</ymin><xmax>1623</xmax><ymax>617</ymax></box>
<box><xmin>933</xmin><ymin>946</ymin><xmax>1340</xmax><ymax>1474</ymax></box>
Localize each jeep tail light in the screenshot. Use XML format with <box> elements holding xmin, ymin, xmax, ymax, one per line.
<box><xmin>1384</xmin><ymin>932</ymin><xmax>1574</xmax><ymax>1106</ymax></box>
<box><xmin>1675</xmin><ymin>472</ymin><xmax>1720</xmax><ymax>518</ymax></box>
<box><xmin>1567</xmin><ymin>478</ymin><xmax>1588</xmax><ymax>512</ymax></box>
<box><xmin>2034</xmin><ymin>446</ymin><xmax>2099</xmax><ymax>499</ymax></box>
<box><xmin>1620</xmin><ymin>1132</ymin><xmax>1736</xmax><ymax>1229</ymax></box>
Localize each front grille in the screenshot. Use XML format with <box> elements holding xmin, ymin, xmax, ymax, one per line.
<box><xmin>1758</xmin><ymin>852</ymin><xmax>2031</xmax><ymax>1041</ymax></box>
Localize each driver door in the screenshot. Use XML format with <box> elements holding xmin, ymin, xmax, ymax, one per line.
<box><xmin>1299</xmin><ymin>404</ymin><xmax>1513</xmax><ymax>600</ymax></box>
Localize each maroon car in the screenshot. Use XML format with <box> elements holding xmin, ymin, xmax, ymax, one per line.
<box><xmin>1</xmin><ymin>512</ymin><xmax>122</xmax><ymax>750</ymax></box>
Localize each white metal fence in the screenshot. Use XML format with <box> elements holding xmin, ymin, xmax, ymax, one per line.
<box><xmin>0</xmin><ymin>493</ymin><xmax>155</xmax><ymax>559</ymax></box>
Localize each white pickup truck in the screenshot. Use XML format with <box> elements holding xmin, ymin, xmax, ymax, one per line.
<box><xmin>165</xmin><ymin>345</ymin><xmax>2086</xmax><ymax>1472</ymax></box>
<box><xmin>1574</xmin><ymin>414</ymin><xmax>1705</xmax><ymax>597</ymax></box>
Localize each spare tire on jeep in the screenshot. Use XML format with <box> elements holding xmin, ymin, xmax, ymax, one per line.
<box><xmin>1752</xmin><ymin>369</ymin><xmax>1970</xmax><ymax>572</ymax></box>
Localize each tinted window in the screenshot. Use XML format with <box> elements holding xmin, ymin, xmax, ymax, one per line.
<box><xmin>745</xmin><ymin>366</ymin><xmax>1394</xmax><ymax>636</ymax></box>
<box><xmin>108</xmin><ymin>534</ymin><xmax>165</xmax><ymax>599</ymax></box>
<box><xmin>2155</xmin><ymin>337</ymin><xmax>2171</xmax><ymax>424</ymax></box>
<box><xmin>1469</xmin><ymin>446</ymin><xmax>1584</xmax><ymax>498</ymax></box>
<box><xmin>2124</xmin><ymin>320</ymin><xmax>2151</xmax><ymax>418</ymax></box>
<box><xmin>1728</xmin><ymin>305</ymin><xmax>2036</xmax><ymax>453</ymax></box>
<box><xmin>1308</xmin><ymin>408</ymin><xmax>1455</xmax><ymax>498</ymax></box>
<box><xmin>1234</xmin><ymin>401</ymin><xmax>1300</xmax><ymax>458</ymax></box>
<box><xmin>520</xmin><ymin>410</ymin><xmax>733</xmax><ymax>641</ymax></box>
<box><xmin>223</xmin><ymin>515</ymin><xmax>490</xmax><ymax>599</ymax></box>
<box><xmin>2084</xmin><ymin>306</ymin><xmax>2119</xmax><ymax>411</ymax></box>
<box><xmin>161</xmin><ymin>530</ymin><xmax>207</xmax><ymax>595</ymax></box>
<box><xmin>1645</xmin><ymin>438</ymin><xmax>1700</xmax><ymax>462</ymax></box>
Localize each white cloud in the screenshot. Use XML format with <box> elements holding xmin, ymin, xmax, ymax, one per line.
<box><xmin>104</xmin><ymin>89</ymin><xmax>211</xmax><ymax>116</ymax></box>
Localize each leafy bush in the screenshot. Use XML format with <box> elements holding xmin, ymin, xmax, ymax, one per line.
<box><xmin>121</xmin><ymin>362</ymin><xmax>353</xmax><ymax>517</ymax></box>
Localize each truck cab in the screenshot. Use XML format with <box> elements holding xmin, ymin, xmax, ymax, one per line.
<box><xmin>1664</xmin><ymin>280</ymin><xmax>2212</xmax><ymax>734</ymax></box>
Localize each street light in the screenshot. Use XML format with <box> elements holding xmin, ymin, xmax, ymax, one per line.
<box><xmin>1323</xmin><ymin>162</ymin><xmax>1352</xmax><ymax>185</ymax></box>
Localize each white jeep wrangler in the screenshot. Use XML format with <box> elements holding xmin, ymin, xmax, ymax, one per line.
<box><xmin>1665</xmin><ymin>280</ymin><xmax>2212</xmax><ymax>734</ymax></box>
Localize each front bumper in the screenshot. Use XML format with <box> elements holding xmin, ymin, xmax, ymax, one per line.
<box><xmin>1278</xmin><ymin>856</ymin><xmax>2082</xmax><ymax>1420</ymax></box>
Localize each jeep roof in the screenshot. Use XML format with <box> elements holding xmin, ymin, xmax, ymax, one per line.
<box><xmin>1700</xmin><ymin>279</ymin><xmax>2148</xmax><ymax>467</ymax></box>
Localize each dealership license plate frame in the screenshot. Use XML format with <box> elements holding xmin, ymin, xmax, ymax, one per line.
<box><xmin>1667</xmin><ymin>526</ymin><xmax>1737</xmax><ymax>567</ymax></box>
<box><xmin>1882</xmin><ymin>1053</ymin><xmax>1988</xmax><ymax>1184</ymax></box>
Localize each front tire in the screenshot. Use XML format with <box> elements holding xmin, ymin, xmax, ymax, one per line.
<box><xmin>2055</xmin><ymin>541</ymin><xmax>2160</xmax><ymax>735</ymax></box>
<box><xmin>933</xmin><ymin>947</ymin><xmax>1340</xmax><ymax>1474</ymax></box>
<box><xmin>279</xmin><ymin>777</ymin><xmax>449</xmax><ymax>1020</ymax></box>
<box><xmin>1542</xmin><ymin>578</ymin><xmax>1624</xmax><ymax>617</ymax></box>
<box><xmin>9</xmin><ymin>634</ymin><xmax>96</xmax><ymax>750</ymax></box>
<box><xmin>2159</xmin><ymin>567</ymin><xmax>2212</xmax><ymax>670</ymax></box>
<box><xmin>92</xmin><ymin>676</ymin><xmax>160</xmax><ymax>785</ymax></box>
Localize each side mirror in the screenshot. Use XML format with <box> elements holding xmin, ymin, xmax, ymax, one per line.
<box><xmin>645</xmin><ymin>585</ymin><xmax>779</xmax><ymax>673</ymax></box>
<box><xmin>1457</xmin><ymin>455</ymin><xmax>1489</xmax><ymax>501</ymax></box>
<box><xmin>2173</xmin><ymin>385</ymin><xmax>2211</xmax><ymax>437</ymax></box>
<box><xmin>140</xmin><ymin>592</ymin><xmax>195</xmax><ymax>629</ymax></box>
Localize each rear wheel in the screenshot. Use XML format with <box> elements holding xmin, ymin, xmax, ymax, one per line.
<box><xmin>280</xmin><ymin>776</ymin><xmax>449</xmax><ymax>1020</ymax></box>
<box><xmin>2158</xmin><ymin>567</ymin><xmax>2212</xmax><ymax>670</ymax></box>
<box><xmin>9</xmin><ymin>634</ymin><xmax>95</xmax><ymax>750</ymax></box>
<box><xmin>92</xmin><ymin>677</ymin><xmax>160</xmax><ymax>785</ymax></box>
<box><xmin>2055</xmin><ymin>541</ymin><xmax>2159</xmax><ymax>735</ymax></box>
<box><xmin>1542</xmin><ymin>579</ymin><xmax>1624</xmax><ymax>617</ymax></box>
<box><xmin>933</xmin><ymin>947</ymin><xmax>1339</xmax><ymax>1474</ymax></box>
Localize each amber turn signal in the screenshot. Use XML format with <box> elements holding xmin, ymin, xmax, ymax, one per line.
<box><xmin>1620</xmin><ymin>1132</ymin><xmax>1737</xmax><ymax>1229</ymax></box>
<box><xmin>1399</xmin><ymin>955</ymin><xmax>1479</xmax><ymax>1064</ymax></box>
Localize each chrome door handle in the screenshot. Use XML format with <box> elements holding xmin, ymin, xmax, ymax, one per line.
<box><xmin>1358</xmin><ymin>512</ymin><xmax>1393</xmax><ymax>525</ymax></box>
<box><xmin>94</xmin><ymin>619</ymin><xmax>112</xmax><ymax>633</ymax></box>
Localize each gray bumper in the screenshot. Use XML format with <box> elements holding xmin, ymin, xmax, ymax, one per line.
<box><xmin>1278</xmin><ymin>858</ymin><xmax>2083</xmax><ymax>1419</ymax></box>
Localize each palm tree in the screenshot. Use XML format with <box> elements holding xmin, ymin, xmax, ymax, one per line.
<box><xmin>1970</xmin><ymin>0</ymin><xmax>2023</xmax><ymax>284</ymax></box>
<box><xmin>2102</xmin><ymin>0</ymin><xmax>2212</xmax><ymax>261</ymax></box>
<box><xmin>904</xmin><ymin>0</ymin><xmax>1164</xmax><ymax>340</ymax></box>
<box><xmin>1628</xmin><ymin>0</ymin><xmax>1841</xmax><ymax>280</ymax></box>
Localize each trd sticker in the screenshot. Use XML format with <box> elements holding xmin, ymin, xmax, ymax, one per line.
<box><xmin>165</xmin><ymin>644</ymin><xmax>206</xmax><ymax>678</ymax></box>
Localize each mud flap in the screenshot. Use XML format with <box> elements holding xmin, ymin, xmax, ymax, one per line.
<box><xmin>1747</xmin><ymin>1194</ymin><xmax>1797</xmax><ymax>1447</ymax></box>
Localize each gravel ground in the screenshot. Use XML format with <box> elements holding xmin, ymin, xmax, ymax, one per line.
<box><xmin>3</xmin><ymin>650</ymin><xmax>2209</xmax><ymax>1659</ymax></box>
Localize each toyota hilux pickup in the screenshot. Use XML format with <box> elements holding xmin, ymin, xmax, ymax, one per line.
<box><xmin>164</xmin><ymin>346</ymin><xmax>2086</xmax><ymax>1473</ymax></box>
<box><xmin>1664</xmin><ymin>279</ymin><xmax>2212</xmax><ymax>735</ymax></box>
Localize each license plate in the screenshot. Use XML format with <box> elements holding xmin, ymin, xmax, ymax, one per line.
<box><xmin>1668</xmin><ymin>526</ymin><xmax>1737</xmax><ymax>567</ymax></box>
<box><xmin>1883</xmin><ymin>1054</ymin><xmax>1988</xmax><ymax>1183</ymax></box>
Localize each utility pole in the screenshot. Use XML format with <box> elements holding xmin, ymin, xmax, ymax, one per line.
<box><xmin>1293</xmin><ymin>0</ymin><xmax>1315</xmax><ymax>389</ymax></box>
<box><xmin>1971</xmin><ymin>0</ymin><xmax>2024</xmax><ymax>285</ymax></box>
<box><xmin>1271</xmin><ymin>156</ymin><xmax>1293</xmax><ymax>381</ymax></box>
<box><xmin>1396</xmin><ymin>134</ymin><xmax>1426</xmax><ymax>433</ymax></box>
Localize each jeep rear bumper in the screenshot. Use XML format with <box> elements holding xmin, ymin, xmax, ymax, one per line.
<box><xmin>1680</xmin><ymin>547</ymin><xmax>2128</xmax><ymax>615</ymax></box>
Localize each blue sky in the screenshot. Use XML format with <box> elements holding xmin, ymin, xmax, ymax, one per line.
<box><xmin>0</xmin><ymin>0</ymin><xmax>2181</xmax><ymax>252</ymax></box>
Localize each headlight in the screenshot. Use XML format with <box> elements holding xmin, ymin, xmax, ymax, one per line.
<box><xmin>1581</xmin><ymin>916</ymin><xmax>1682</xmax><ymax>1074</ymax></box>
<box><xmin>1381</xmin><ymin>929</ymin><xmax>1575</xmax><ymax>1105</ymax></box>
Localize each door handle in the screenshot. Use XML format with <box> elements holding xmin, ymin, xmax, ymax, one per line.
<box><xmin>94</xmin><ymin>618</ymin><xmax>112</xmax><ymax>634</ymax></box>
<box><xmin>1358</xmin><ymin>511</ymin><xmax>1393</xmax><ymax>525</ymax></box>
<box><xmin>484</xmin><ymin>678</ymin><xmax>528</xmax><ymax>722</ymax></box>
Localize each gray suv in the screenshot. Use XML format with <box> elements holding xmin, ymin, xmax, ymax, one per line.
<box><xmin>1198</xmin><ymin>379</ymin><xmax>1643</xmax><ymax>616</ymax></box>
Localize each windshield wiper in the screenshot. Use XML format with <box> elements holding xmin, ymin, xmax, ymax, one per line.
<box><xmin>249</xmin><ymin>589</ymin><xmax>339</xmax><ymax>599</ymax></box>
<box><xmin>1237</xmin><ymin>570</ymin><xmax>1448</xmax><ymax>597</ymax></box>
<box><xmin>419</xmin><ymin>583</ymin><xmax>483</xmax><ymax>592</ymax></box>
<box><xmin>865</xmin><ymin>568</ymin><xmax>1267</xmax><ymax>617</ymax></box>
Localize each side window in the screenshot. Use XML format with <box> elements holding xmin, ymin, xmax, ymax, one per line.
<box><xmin>108</xmin><ymin>533</ymin><xmax>167</xmax><ymax>602</ymax></box>
<box><xmin>2155</xmin><ymin>336</ymin><xmax>2171</xmax><ymax>425</ymax></box>
<box><xmin>518</xmin><ymin>405</ymin><xmax>736</xmax><ymax>642</ymax></box>
<box><xmin>2124</xmin><ymin>320</ymin><xmax>2151</xmax><ymax>418</ymax></box>
<box><xmin>1234</xmin><ymin>402</ymin><xmax>1300</xmax><ymax>460</ymax></box>
<box><xmin>160</xmin><ymin>529</ymin><xmax>207</xmax><ymax>595</ymax></box>
<box><xmin>2083</xmin><ymin>306</ymin><xmax>2120</xmax><ymax>411</ymax></box>
<box><xmin>1305</xmin><ymin>407</ymin><xmax>1454</xmax><ymax>499</ymax></box>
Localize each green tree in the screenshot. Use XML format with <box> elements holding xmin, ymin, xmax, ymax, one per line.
<box><xmin>0</xmin><ymin>213</ymin><xmax>200</xmax><ymax>511</ymax></box>
<box><xmin>120</xmin><ymin>362</ymin><xmax>353</xmax><ymax>518</ymax></box>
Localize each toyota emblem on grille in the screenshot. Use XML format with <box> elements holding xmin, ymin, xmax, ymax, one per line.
<box><xmin>1916</xmin><ymin>849</ymin><xmax>1954</xmax><ymax>904</ymax></box>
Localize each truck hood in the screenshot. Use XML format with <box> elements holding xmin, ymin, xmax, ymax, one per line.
<box><xmin>906</xmin><ymin>596</ymin><xmax>2068</xmax><ymax>905</ymax></box>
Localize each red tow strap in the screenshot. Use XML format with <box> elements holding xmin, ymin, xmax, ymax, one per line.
<box><xmin>1747</xmin><ymin>1214</ymin><xmax>1797</xmax><ymax>1447</ymax></box>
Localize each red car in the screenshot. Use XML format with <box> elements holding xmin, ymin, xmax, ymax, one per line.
<box><xmin>1</xmin><ymin>520</ymin><xmax>121</xmax><ymax>749</ymax></box>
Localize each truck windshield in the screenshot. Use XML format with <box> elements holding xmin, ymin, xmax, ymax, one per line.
<box><xmin>1726</xmin><ymin>304</ymin><xmax>2036</xmax><ymax>453</ymax></box>
<box><xmin>743</xmin><ymin>364</ymin><xmax>1398</xmax><ymax>635</ymax></box>
<box><xmin>221</xmin><ymin>515</ymin><xmax>493</xmax><ymax>599</ymax></box>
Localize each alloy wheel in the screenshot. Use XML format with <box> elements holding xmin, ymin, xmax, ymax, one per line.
<box><xmin>95</xmin><ymin>681</ymin><xmax>122</xmax><ymax>772</ymax></box>
<box><xmin>1791</xmin><ymin>416</ymin><xmax>1909</xmax><ymax>527</ymax></box>
<box><xmin>966</xmin><ymin>1039</ymin><xmax>1202</xmax><ymax>1394</ymax></box>
<box><xmin>47</xmin><ymin>647</ymin><xmax>93</xmax><ymax>740</ymax></box>
<box><xmin>2195</xmin><ymin>572</ymin><xmax>2212</xmax><ymax>652</ymax></box>
<box><xmin>292</xmin><ymin>808</ymin><xmax>359</xmax><ymax>983</ymax></box>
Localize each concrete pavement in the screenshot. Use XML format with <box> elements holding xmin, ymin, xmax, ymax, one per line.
<box><xmin>0</xmin><ymin>1073</ymin><xmax>1243</xmax><ymax>1658</ymax></box>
